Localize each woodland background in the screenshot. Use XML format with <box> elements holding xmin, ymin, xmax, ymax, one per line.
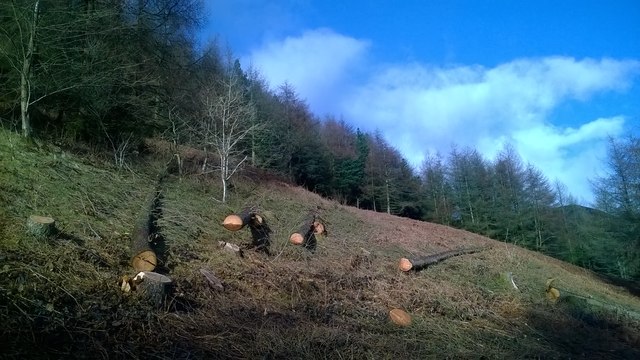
<box><xmin>1</xmin><ymin>0</ymin><xmax>638</xmax><ymax>280</ymax></box>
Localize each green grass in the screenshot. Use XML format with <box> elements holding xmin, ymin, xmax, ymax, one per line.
<box><xmin>1</xmin><ymin>128</ymin><xmax>639</xmax><ymax>359</ymax></box>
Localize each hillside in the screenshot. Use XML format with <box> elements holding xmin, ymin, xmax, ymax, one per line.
<box><xmin>1</xmin><ymin>129</ymin><xmax>640</xmax><ymax>359</ymax></box>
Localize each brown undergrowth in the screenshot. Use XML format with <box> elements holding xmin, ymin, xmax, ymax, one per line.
<box><xmin>1</xmin><ymin>128</ymin><xmax>639</xmax><ymax>359</ymax></box>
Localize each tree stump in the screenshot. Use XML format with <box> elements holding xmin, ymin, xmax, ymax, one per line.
<box><xmin>26</xmin><ymin>215</ymin><xmax>57</xmax><ymax>239</ymax></box>
<box><xmin>133</xmin><ymin>271</ymin><xmax>172</xmax><ymax>308</ymax></box>
<box><xmin>399</xmin><ymin>247</ymin><xmax>487</xmax><ymax>272</ymax></box>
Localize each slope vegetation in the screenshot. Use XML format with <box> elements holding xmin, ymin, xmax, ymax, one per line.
<box><xmin>1</xmin><ymin>129</ymin><xmax>639</xmax><ymax>359</ymax></box>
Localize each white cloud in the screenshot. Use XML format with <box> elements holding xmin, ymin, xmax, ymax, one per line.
<box><xmin>246</xmin><ymin>29</ymin><xmax>370</xmax><ymax>113</ymax></box>
<box><xmin>343</xmin><ymin>57</ymin><xmax>639</xmax><ymax>203</ymax></box>
<box><xmin>245</xmin><ymin>28</ymin><xmax>640</xmax><ymax>203</ymax></box>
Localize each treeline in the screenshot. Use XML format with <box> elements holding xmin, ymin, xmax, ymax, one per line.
<box><xmin>1</xmin><ymin>1</ymin><xmax>637</xmax><ymax>280</ymax></box>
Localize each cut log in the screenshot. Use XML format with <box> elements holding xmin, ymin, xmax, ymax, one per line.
<box><xmin>389</xmin><ymin>308</ymin><xmax>412</xmax><ymax>326</ymax></box>
<box><xmin>131</xmin><ymin>212</ymin><xmax>157</xmax><ymax>272</ymax></box>
<box><xmin>26</xmin><ymin>215</ymin><xmax>57</xmax><ymax>239</ymax></box>
<box><xmin>289</xmin><ymin>215</ymin><xmax>326</xmax><ymax>252</ymax></box>
<box><xmin>399</xmin><ymin>247</ymin><xmax>487</xmax><ymax>272</ymax></box>
<box><xmin>545</xmin><ymin>278</ymin><xmax>640</xmax><ymax>320</ymax></box>
<box><xmin>133</xmin><ymin>271</ymin><xmax>172</xmax><ymax>308</ymax></box>
<box><xmin>223</xmin><ymin>208</ymin><xmax>271</xmax><ymax>254</ymax></box>
<box><xmin>222</xmin><ymin>208</ymin><xmax>262</xmax><ymax>231</ymax></box>
<box><xmin>200</xmin><ymin>268</ymin><xmax>224</xmax><ymax>291</ymax></box>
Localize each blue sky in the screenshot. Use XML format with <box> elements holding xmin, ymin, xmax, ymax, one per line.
<box><xmin>201</xmin><ymin>0</ymin><xmax>640</xmax><ymax>204</ymax></box>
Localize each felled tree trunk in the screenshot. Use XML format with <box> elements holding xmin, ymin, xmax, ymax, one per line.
<box><xmin>223</xmin><ymin>208</ymin><xmax>271</xmax><ymax>254</ymax></box>
<box><xmin>131</xmin><ymin>193</ymin><xmax>160</xmax><ymax>272</ymax></box>
<box><xmin>545</xmin><ymin>279</ymin><xmax>640</xmax><ymax>321</ymax></box>
<box><xmin>222</xmin><ymin>208</ymin><xmax>254</xmax><ymax>231</ymax></box>
<box><xmin>399</xmin><ymin>247</ymin><xmax>486</xmax><ymax>272</ymax></box>
<box><xmin>289</xmin><ymin>215</ymin><xmax>326</xmax><ymax>253</ymax></box>
<box><xmin>26</xmin><ymin>215</ymin><xmax>57</xmax><ymax>239</ymax></box>
<box><xmin>133</xmin><ymin>271</ymin><xmax>172</xmax><ymax>308</ymax></box>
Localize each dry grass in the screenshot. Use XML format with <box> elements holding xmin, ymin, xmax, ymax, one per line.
<box><xmin>1</xmin><ymin>128</ymin><xmax>640</xmax><ymax>359</ymax></box>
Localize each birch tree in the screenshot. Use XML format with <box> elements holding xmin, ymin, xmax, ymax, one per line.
<box><xmin>201</xmin><ymin>70</ymin><xmax>257</xmax><ymax>203</ymax></box>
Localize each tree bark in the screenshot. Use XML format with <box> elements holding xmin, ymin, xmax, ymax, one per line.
<box><xmin>399</xmin><ymin>247</ymin><xmax>487</xmax><ymax>272</ymax></box>
<box><xmin>131</xmin><ymin>193</ymin><xmax>161</xmax><ymax>272</ymax></box>
<box><xmin>26</xmin><ymin>215</ymin><xmax>56</xmax><ymax>239</ymax></box>
<box><xmin>20</xmin><ymin>0</ymin><xmax>40</xmax><ymax>138</ymax></box>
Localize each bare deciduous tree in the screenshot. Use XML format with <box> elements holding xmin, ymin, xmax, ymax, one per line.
<box><xmin>200</xmin><ymin>71</ymin><xmax>257</xmax><ymax>203</ymax></box>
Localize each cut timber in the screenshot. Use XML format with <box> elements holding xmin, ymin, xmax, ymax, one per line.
<box><xmin>389</xmin><ymin>308</ymin><xmax>412</xmax><ymax>327</ymax></box>
<box><xmin>399</xmin><ymin>247</ymin><xmax>487</xmax><ymax>272</ymax></box>
<box><xmin>133</xmin><ymin>271</ymin><xmax>172</xmax><ymax>308</ymax></box>
<box><xmin>289</xmin><ymin>214</ymin><xmax>326</xmax><ymax>252</ymax></box>
<box><xmin>26</xmin><ymin>215</ymin><xmax>57</xmax><ymax>239</ymax></box>
<box><xmin>130</xmin><ymin>192</ymin><xmax>160</xmax><ymax>272</ymax></box>
<box><xmin>200</xmin><ymin>268</ymin><xmax>224</xmax><ymax>291</ymax></box>
<box><xmin>223</xmin><ymin>208</ymin><xmax>271</xmax><ymax>254</ymax></box>
<box><xmin>222</xmin><ymin>208</ymin><xmax>263</xmax><ymax>231</ymax></box>
<box><xmin>545</xmin><ymin>278</ymin><xmax>640</xmax><ymax>321</ymax></box>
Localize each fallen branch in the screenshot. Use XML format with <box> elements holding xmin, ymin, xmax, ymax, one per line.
<box><xmin>200</xmin><ymin>268</ymin><xmax>224</xmax><ymax>291</ymax></box>
<box><xmin>399</xmin><ymin>247</ymin><xmax>487</xmax><ymax>272</ymax></box>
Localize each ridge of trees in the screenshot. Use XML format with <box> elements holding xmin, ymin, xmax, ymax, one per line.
<box><xmin>1</xmin><ymin>0</ymin><xmax>637</xmax><ymax>280</ymax></box>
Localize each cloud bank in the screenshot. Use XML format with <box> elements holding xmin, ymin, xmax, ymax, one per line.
<box><xmin>247</xmin><ymin>29</ymin><xmax>640</xmax><ymax>203</ymax></box>
<box><xmin>246</xmin><ymin>28</ymin><xmax>370</xmax><ymax>114</ymax></box>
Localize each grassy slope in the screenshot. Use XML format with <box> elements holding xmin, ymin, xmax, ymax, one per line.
<box><xmin>1</xmin><ymin>128</ymin><xmax>640</xmax><ymax>359</ymax></box>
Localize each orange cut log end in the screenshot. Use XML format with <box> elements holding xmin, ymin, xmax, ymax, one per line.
<box><xmin>222</xmin><ymin>214</ymin><xmax>244</xmax><ymax>231</ymax></box>
<box><xmin>290</xmin><ymin>233</ymin><xmax>304</xmax><ymax>245</ymax></box>
<box><xmin>398</xmin><ymin>258</ymin><xmax>413</xmax><ymax>272</ymax></box>
<box><xmin>389</xmin><ymin>308</ymin><xmax>412</xmax><ymax>327</ymax></box>
<box><xmin>132</xmin><ymin>250</ymin><xmax>157</xmax><ymax>272</ymax></box>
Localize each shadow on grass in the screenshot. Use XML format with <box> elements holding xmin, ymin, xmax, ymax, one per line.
<box><xmin>525</xmin><ymin>304</ymin><xmax>640</xmax><ymax>359</ymax></box>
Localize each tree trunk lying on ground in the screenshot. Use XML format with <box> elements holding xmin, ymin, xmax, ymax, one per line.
<box><xmin>222</xmin><ymin>208</ymin><xmax>271</xmax><ymax>254</ymax></box>
<box><xmin>545</xmin><ymin>278</ymin><xmax>640</xmax><ymax>321</ymax></box>
<box><xmin>26</xmin><ymin>215</ymin><xmax>57</xmax><ymax>239</ymax></box>
<box><xmin>131</xmin><ymin>192</ymin><xmax>161</xmax><ymax>272</ymax></box>
<box><xmin>132</xmin><ymin>271</ymin><xmax>172</xmax><ymax>308</ymax></box>
<box><xmin>289</xmin><ymin>215</ymin><xmax>327</xmax><ymax>253</ymax></box>
<box><xmin>398</xmin><ymin>247</ymin><xmax>487</xmax><ymax>272</ymax></box>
